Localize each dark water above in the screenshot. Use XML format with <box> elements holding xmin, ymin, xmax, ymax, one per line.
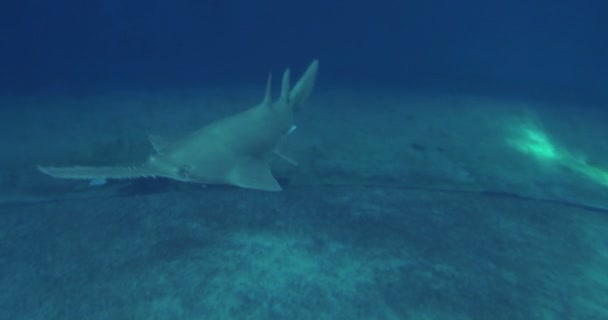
<box><xmin>1</xmin><ymin>0</ymin><xmax>606</xmax><ymax>104</ymax></box>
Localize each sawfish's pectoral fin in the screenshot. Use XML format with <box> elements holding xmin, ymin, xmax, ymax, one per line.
<box><xmin>228</xmin><ymin>158</ymin><xmax>282</xmax><ymax>191</ymax></box>
<box><xmin>38</xmin><ymin>165</ymin><xmax>161</xmax><ymax>180</ymax></box>
<box><xmin>273</xmin><ymin>124</ymin><xmax>299</xmax><ymax>166</ymax></box>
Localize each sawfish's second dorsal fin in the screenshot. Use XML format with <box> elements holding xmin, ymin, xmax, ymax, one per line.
<box><xmin>262</xmin><ymin>73</ymin><xmax>272</xmax><ymax>106</ymax></box>
<box><xmin>280</xmin><ymin>68</ymin><xmax>291</xmax><ymax>104</ymax></box>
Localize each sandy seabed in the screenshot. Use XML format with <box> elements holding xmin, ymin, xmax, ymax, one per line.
<box><xmin>0</xmin><ymin>87</ymin><xmax>607</xmax><ymax>319</ymax></box>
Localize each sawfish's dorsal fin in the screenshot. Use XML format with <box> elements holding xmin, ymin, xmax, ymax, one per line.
<box><xmin>37</xmin><ymin>165</ymin><xmax>161</xmax><ymax>180</ymax></box>
<box><xmin>280</xmin><ymin>68</ymin><xmax>291</xmax><ymax>104</ymax></box>
<box><xmin>148</xmin><ymin>134</ymin><xmax>169</xmax><ymax>153</ymax></box>
<box><xmin>262</xmin><ymin>73</ymin><xmax>272</xmax><ymax>105</ymax></box>
<box><xmin>228</xmin><ymin>158</ymin><xmax>282</xmax><ymax>191</ymax></box>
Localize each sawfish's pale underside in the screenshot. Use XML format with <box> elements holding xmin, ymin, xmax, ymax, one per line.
<box><xmin>38</xmin><ymin>60</ymin><xmax>319</xmax><ymax>191</ymax></box>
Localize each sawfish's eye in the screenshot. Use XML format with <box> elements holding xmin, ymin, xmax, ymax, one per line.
<box><xmin>177</xmin><ymin>165</ymin><xmax>192</xmax><ymax>179</ymax></box>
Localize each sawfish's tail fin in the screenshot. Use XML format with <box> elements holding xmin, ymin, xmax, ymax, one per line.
<box><xmin>289</xmin><ymin>59</ymin><xmax>319</xmax><ymax>110</ymax></box>
<box><xmin>38</xmin><ymin>165</ymin><xmax>160</xmax><ymax>180</ymax></box>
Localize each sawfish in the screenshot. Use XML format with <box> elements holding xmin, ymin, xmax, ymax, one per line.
<box><xmin>38</xmin><ymin>60</ymin><xmax>319</xmax><ymax>191</ymax></box>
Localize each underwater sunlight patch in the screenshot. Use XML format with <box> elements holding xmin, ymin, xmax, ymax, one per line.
<box><xmin>506</xmin><ymin>117</ymin><xmax>608</xmax><ymax>188</ymax></box>
<box><xmin>508</xmin><ymin>126</ymin><xmax>558</xmax><ymax>161</ymax></box>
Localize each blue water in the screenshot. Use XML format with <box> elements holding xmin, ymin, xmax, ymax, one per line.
<box><xmin>1</xmin><ymin>0</ymin><xmax>606</xmax><ymax>103</ymax></box>
<box><xmin>1</xmin><ymin>1</ymin><xmax>608</xmax><ymax>319</ymax></box>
